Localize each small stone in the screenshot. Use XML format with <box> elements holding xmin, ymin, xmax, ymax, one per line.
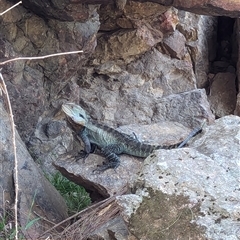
<box><xmin>45</xmin><ymin>120</ymin><xmax>66</xmax><ymax>138</ymax></box>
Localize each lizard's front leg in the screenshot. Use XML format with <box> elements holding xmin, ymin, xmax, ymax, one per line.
<box><xmin>75</xmin><ymin>128</ymin><xmax>92</xmax><ymax>162</ymax></box>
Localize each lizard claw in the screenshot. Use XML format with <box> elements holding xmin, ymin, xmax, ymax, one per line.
<box><xmin>75</xmin><ymin>150</ymin><xmax>89</xmax><ymax>163</ymax></box>
<box><xmin>92</xmin><ymin>163</ymin><xmax>108</xmax><ymax>174</ymax></box>
<box><xmin>92</xmin><ymin>161</ymin><xmax>120</xmax><ymax>174</ymax></box>
<box><xmin>92</xmin><ymin>167</ymin><xmax>106</xmax><ymax>174</ymax></box>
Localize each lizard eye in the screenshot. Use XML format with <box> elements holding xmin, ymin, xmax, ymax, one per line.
<box><xmin>79</xmin><ymin>113</ymin><xmax>84</xmax><ymax>118</ymax></box>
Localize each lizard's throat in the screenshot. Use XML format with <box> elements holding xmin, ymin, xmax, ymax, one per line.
<box><xmin>67</xmin><ymin>117</ymin><xmax>85</xmax><ymax>130</ymax></box>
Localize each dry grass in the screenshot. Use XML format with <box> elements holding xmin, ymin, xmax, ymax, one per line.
<box><xmin>40</xmin><ymin>186</ymin><xmax>127</xmax><ymax>240</ymax></box>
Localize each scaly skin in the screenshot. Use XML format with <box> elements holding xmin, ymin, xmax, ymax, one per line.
<box><xmin>62</xmin><ymin>103</ymin><xmax>201</xmax><ymax>172</ymax></box>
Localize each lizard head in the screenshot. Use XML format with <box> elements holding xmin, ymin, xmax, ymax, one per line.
<box><xmin>62</xmin><ymin>103</ymin><xmax>88</xmax><ymax>126</ymax></box>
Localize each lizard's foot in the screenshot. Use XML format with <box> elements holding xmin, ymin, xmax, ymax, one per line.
<box><xmin>75</xmin><ymin>150</ymin><xmax>89</xmax><ymax>163</ymax></box>
<box><xmin>92</xmin><ymin>161</ymin><xmax>120</xmax><ymax>173</ymax></box>
<box><xmin>92</xmin><ymin>165</ymin><xmax>109</xmax><ymax>174</ymax></box>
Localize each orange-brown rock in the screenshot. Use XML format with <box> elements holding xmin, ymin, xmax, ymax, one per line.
<box><xmin>177</xmin><ymin>0</ymin><xmax>240</xmax><ymax>17</ymax></box>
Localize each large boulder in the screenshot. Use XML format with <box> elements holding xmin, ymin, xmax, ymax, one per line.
<box><xmin>116</xmin><ymin>115</ymin><xmax>240</xmax><ymax>240</ymax></box>
<box><xmin>0</xmin><ymin>102</ymin><xmax>68</xmax><ymax>238</ymax></box>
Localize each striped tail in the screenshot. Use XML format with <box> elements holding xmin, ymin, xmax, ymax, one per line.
<box><xmin>177</xmin><ymin>125</ymin><xmax>203</xmax><ymax>148</ymax></box>
<box><xmin>157</xmin><ymin>124</ymin><xmax>203</xmax><ymax>150</ymax></box>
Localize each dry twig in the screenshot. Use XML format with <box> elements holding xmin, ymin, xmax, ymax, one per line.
<box><xmin>0</xmin><ymin>51</ymin><xmax>83</xmax><ymax>65</ymax></box>
<box><xmin>0</xmin><ymin>70</ymin><xmax>18</xmax><ymax>239</ymax></box>
<box><xmin>0</xmin><ymin>1</ymin><xmax>22</xmax><ymax>16</ymax></box>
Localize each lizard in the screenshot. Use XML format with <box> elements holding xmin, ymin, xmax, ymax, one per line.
<box><xmin>62</xmin><ymin>102</ymin><xmax>202</xmax><ymax>172</ymax></box>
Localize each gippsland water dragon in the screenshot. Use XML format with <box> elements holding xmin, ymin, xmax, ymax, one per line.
<box><xmin>62</xmin><ymin>103</ymin><xmax>202</xmax><ymax>172</ymax></box>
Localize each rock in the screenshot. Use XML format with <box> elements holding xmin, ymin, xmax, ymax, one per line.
<box><xmin>129</xmin><ymin>187</ymin><xmax>206</xmax><ymax>239</ymax></box>
<box><xmin>55</xmin><ymin>84</ymin><xmax>211</xmax><ymax>136</ymax></box>
<box><xmin>24</xmin><ymin>0</ymin><xmax>238</xmax><ymax>20</ymax></box>
<box><xmin>124</xmin><ymin>1</ymin><xmax>169</xmax><ymax>20</ymax></box>
<box><xmin>95</xmin><ymin>4</ymin><xmax>179</xmax><ymax>64</ymax></box>
<box><xmin>0</xmin><ymin>0</ymin><xmax>100</xmax><ymax>142</ymax></box>
<box><xmin>0</xmin><ymin>102</ymin><xmax>68</xmax><ymax>239</ymax></box>
<box><xmin>212</xmin><ymin>61</ymin><xmax>232</xmax><ymax>73</ymax></box>
<box><xmin>116</xmin><ymin>194</ymin><xmax>143</xmax><ymax>221</ymax></box>
<box><xmin>117</xmin><ymin>115</ymin><xmax>240</xmax><ymax>240</ymax></box>
<box><xmin>234</xmin><ymin>94</ymin><xmax>240</xmax><ymax>116</ymax></box>
<box><xmin>45</xmin><ymin>120</ymin><xmax>66</xmax><ymax>138</ymax></box>
<box><xmin>54</xmin><ymin>153</ymin><xmax>139</xmax><ymax>200</ymax></box>
<box><xmin>99</xmin><ymin>2</ymin><xmax>170</xmax><ymax>32</ymax></box>
<box><xmin>25</xmin><ymin>15</ymin><xmax>48</xmax><ymax>48</ymax></box>
<box><xmin>94</xmin><ymin>28</ymin><xmax>163</xmax><ymax>63</ymax></box>
<box><xmin>73</xmin><ymin>56</ymin><xmax>213</xmax><ymax>131</ymax></box>
<box><xmin>99</xmin><ymin>4</ymin><xmax>126</xmax><ymax>31</ymax></box>
<box><xmin>21</xmin><ymin>0</ymin><xmax>98</xmax><ymax>21</ymax></box>
<box><xmin>153</xmin><ymin>89</ymin><xmax>215</xmax><ymax>128</ymax></box>
<box><xmin>88</xmin><ymin>216</ymin><xmax>129</xmax><ymax>239</ymax></box>
<box><xmin>117</xmin><ymin>122</ymin><xmax>191</xmax><ymax>145</ymax></box>
<box><xmin>127</xmin><ymin>48</ymin><xmax>196</xmax><ymax>96</ymax></box>
<box><xmin>156</xmin><ymin>0</ymin><xmax>240</xmax><ymax>18</ymax></box>
<box><xmin>28</xmin><ymin>117</ymin><xmax>74</xmax><ymax>175</ymax></box>
<box><xmin>116</xmin><ymin>0</ymin><xmax>127</xmax><ymax>11</ymax></box>
<box><xmin>95</xmin><ymin>61</ymin><xmax>123</xmax><ymax>75</ymax></box>
<box><xmin>162</xmin><ymin>30</ymin><xmax>187</xmax><ymax>59</ymax></box>
<box><xmin>177</xmin><ymin>12</ymin><xmax>217</xmax><ymax>88</ymax></box>
<box><xmin>235</xmin><ymin>19</ymin><xmax>240</xmax><ymax>116</ymax></box>
<box><xmin>5</xmin><ymin>65</ymin><xmax>46</xmax><ymax>142</ymax></box>
<box><xmin>208</xmin><ymin>72</ymin><xmax>237</xmax><ymax>117</ymax></box>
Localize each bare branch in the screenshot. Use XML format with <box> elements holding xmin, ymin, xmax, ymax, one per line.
<box><xmin>0</xmin><ymin>51</ymin><xmax>84</xmax><ymax>65</ymax></box>
<box><xmin>0</xmin><ymin>1</ymin><xmax>22</xmax><ymax>16</ymax></box>
<box><xmin>0</xmin><ymin>70</ymin><xmax>18</xmax><ymax>240</ymax></box>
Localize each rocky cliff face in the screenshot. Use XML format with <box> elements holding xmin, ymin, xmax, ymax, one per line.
<box><xmin>0</xmin><ymin>0</ymin><xmax>240</xmax><ymax>239</ymax></box>
<box><xmin>1</xmin><ymin>0</ymin><xmax>239</xmax><ymax>140</ymax></box>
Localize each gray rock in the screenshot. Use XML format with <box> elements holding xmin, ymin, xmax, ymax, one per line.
<box><xmin>28</xmin><ymin>117</ymin><xmax>74</xmax><ymax>175</ymax></box>
<box><xmin>235</xmin><ymin>20</ymin><xmax>240</xmax><ymax>117</ymax></box>
<box><xmin>67</xmin><ymin>75</ymin><xmax>213</xmax><ymax>132</ymax></box>
<box><xmin>116</xmin><ymin>194</ymin><xmax>143</xmax><ymax>221</ymax></box>
<box><xmin>178</xmin><ymin>13</ymin><xmax>217</xmax><ymax>88</ymax></box>
<box><xmin>0</xmin><ymin>0</ymin><xmax>100</xmax><ymax>142</ymax></box>
<box><xmin>162</xmin><ymin>30</ymin><xmax>187</xmax><ymax>59</ymax></box>
<box><xmin>94</xmin><ymin>28</ymin><xmax>163</xmax><ymax>63</ymax></box>
<box><xmin>154</xmin><ymin>88</ymin><xmax>215</xmax><ymax>128</ymax></box>
<box><xmin>208</xmin><ymin>72</ymin><xmax>237</xmax><ymax>117</ymax></box>
<box><xmin>76</xmin><ymin>58</ymin><xmax>213</xmax><ymax>130</ymax></box>
<box><xmin>117</xmin><ymin>122</ymin><xmax>191</xmax><ymax>145</ymax></box>
<box><xmin>155</xmin><ymin>10</ymin><xmax>218</xmax><ymax>92</ymax></box>
<box><xmin>212</xmin><ymin>61</ymin><xmax>231</xmax><ymax>73</ymax></box>
<box><xmin>119</xmin><ymin>115</ymin><xmax>240</xmax><ymax>240</ymax></box>
<box><xmin>127</xmin><ymin>48</ymin><xmax>197</xmax><ymax>96</ymax></box>
<box><xmin>155</xmin><ymin>0</ymin><xmax>240</xmax><ymax>18</ymax></box>
<box><xmin>235</xmin><ymin>94</ymin><xmax>240</xmax><ymax>116</ymax></box>
<box><xmin>0</xmin><ymin>102</ymin><xmax>68</xmax><ymax>238</ymax></box>
<box><xmin>21</xmin><ymin>0</ymin><xmax>99</xmax><ymax>21</ymax></box>
<box><xmin>88</xmin><ymin>216</ymin><xmax>129</xmax><ymax>240</ymax></box>
<box><xmin>95</xmin><ymin>2</ymin><xmax>174</xmax><ymax>63</ymax></box>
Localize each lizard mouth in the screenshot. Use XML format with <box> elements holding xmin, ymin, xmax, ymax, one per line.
<box><xmin>62</xmin><ymin>103</ymin><xmax>73</xmax><ymax>116</ymax></box>
<box><xmin>68</xmin><ymin>117</ymin><xmax>85</xmax><ymax>126</ymax></box>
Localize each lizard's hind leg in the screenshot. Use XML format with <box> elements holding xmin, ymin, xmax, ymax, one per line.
<box><xmin>93</xmin><ymin>144</ymin><xmax>123</xmax><ymax>172</ymax></box>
